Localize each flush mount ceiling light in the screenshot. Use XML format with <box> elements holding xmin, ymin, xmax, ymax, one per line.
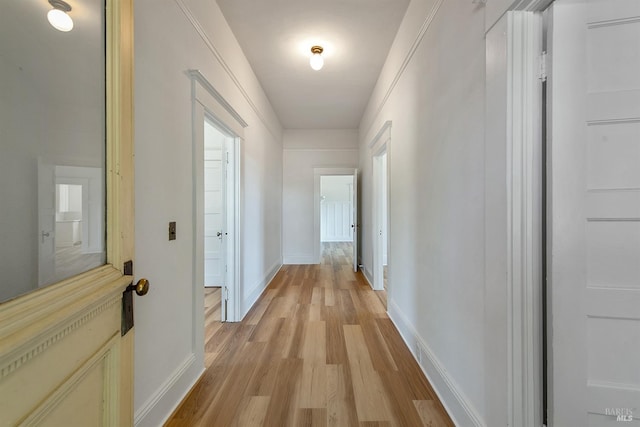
<box><xmin>309</xmin><ymin>45</ymin><xmax>324</xmax><ymax>71</ymax></box>
<box><xmin>47</xmin><ymin>0</ymin><xmax>74</xmax><ymax>32</ymax></box>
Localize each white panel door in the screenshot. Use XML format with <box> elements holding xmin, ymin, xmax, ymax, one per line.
<box><xmin>549</xmin><ymin>1</ymin><xmax>640</xmax><ymax>425</ymax></box>
<box><xmin>204</xmin><ymin>143</ymin><xmax>225</xmax><ymax>288</ymax></box>
<box><xmin>321</xmin><ymin>201</ymin><xmax>353</xmax><ymax>242</ymax></box>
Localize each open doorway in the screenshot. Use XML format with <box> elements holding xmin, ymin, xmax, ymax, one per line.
<box><xmin>203</xmin><ymin>118</ymin><xmax>227</xmax><ymax>329</ymax></box>
<box><xmin>372</xmin><ymin>148</ymin><xmax>389</xmax><ymax>294</ymax></box>
<box><xmin>195</xmin><ymin>115</ymin><xmax>239</xmax><ymax>324</ymax></box>
<box><xmin>320</xmin><ymin>175</ymin><xmax>354</xmax><ymax>266</ymax></box>
<box><xmin>314</xmin><ymin>168</ymin><xmax>358</xmax><ymax>271</ymax></box>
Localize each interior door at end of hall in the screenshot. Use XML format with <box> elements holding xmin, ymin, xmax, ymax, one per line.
<box><xmin>549</xmin><ymin>1</ymin><xmax>640</xmax><ymax>425</ymax></box>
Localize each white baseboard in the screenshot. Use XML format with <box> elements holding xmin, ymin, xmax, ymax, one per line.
<box><xmin>362</xmin><ymin>267</ymin><xmax>374</xmax><ymax>289</ymax></box>
<box><xmin>134</xmin><ymin>353</ymin><xmax>204</xmax><ymax>427</ymax></box>
<box><xmin>282</xmin><ymin>255</ymin><xmax>317</xmax><ymax>264</ymax></box>
<box><xmin>387</xmin><ymin>299</ymin><xmax>486</xmax><ymax>427</ymax></box>
<box><xmin>242</xmin><ymin>260</ymin><xmax>282</xmax><ymax>318</ymax></box>
<box><xmin>321</xmin><ymin>238</ymin><xmax>354</xmax><ymax>242</ymax></box>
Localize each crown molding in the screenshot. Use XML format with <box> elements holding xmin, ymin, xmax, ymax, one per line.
<box><xmin>174</xmin><ymin>0</ymin><xmax>280</xmax><ymax>139</ymax></box>
<box><xmin>363</xmin><ymin>0</ymin><xmax>444</xmax><ymax>138</ymax></box>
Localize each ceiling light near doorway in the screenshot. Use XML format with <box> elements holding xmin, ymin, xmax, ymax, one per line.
<box><xmin>310</xmin><ymin>46</ymin><xmax>324</xmax><ymax>71</ymax></box>
<box><xmin>47</xmin><ymin>0</ymin><xmax>74</xmax><ymax>32</ymax></box>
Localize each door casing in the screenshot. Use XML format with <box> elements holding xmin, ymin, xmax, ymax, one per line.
<box><xmin>369</xmin><ymin>121</ymin><xmax>391</xmax><ymax>292</ymax></box>
<box><xmin>190</xmin><ymin>69</ymin><xmax>245</xmax><ymax>338</ymax></box>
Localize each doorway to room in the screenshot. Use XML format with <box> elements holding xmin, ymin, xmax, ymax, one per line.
<box><xmin>320</xmin><ymin>175</ymin><xmax>355</xmax><ymax>266</ymax></box>
<box><xmin>372</xmin><ymin>149</ymin><xmax>389</xmax><ymax>293</ymax></box>
<box><xmin>314</xmin><ymin>168</ymin><xmax>359</xmax><ymax>272</ymax></box>
<box><xmin>195</xmin><ymin>115</ymin><xmax>239</xmax><ymax>323</ymax></box>
<box><xmin>203</xmin><ymin>118</ymin><xmax>228</xmax><ymax>328</ymax></box>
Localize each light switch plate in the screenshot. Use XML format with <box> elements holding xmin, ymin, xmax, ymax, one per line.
<box><xmin>169</xmin><ymin>221</ymin><xmax>176</xmax><ymax>240</ymax></box>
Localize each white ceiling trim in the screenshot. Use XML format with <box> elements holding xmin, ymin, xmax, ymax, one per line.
<box><xmin>362</xmin><ymin>0</ymin><xmax>445</xmax><ymax>138</ymax></box>
<box><xmin>188</xmin><ymin>69</ymin><xmax>248</xmax><ymax>129</ymax></box>
<box><xmin>283</xmin><ymin>148</ymin><xmax>358</xmax><ymax>152</ymax></box>
<box><xmin>173</xmin><ymin>0</ymin><xmax>280</xmax><ymax>139</ymax></box>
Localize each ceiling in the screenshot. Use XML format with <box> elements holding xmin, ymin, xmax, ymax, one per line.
<box><xmin>216</xmin><ymin>0</ymin><xmax>410</xmax><ymax>129</ymax></box>
<box><xmin>1</xmin><ymin>0</ymin><xmax>103</xmax><ymax>107</ymax></box>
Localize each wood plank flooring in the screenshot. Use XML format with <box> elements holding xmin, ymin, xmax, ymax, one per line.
<box><xmin>166</xmin><ymin>243</ymin><xmax>453</xmax><ymax>427</ymax></box>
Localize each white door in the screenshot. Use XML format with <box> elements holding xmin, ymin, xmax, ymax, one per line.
<box><xmin>37</xmin><ymin>157</ymin><xmax>56</xmax><ymax>287</ymax></box>
<box><xmin>353</xmin><ymin>169</ymin><xmax>358</xmax><ymax>272</ymax></box>
<box><xmin>204</xmin><ymin>120</ymin><xmax>226</xmax><ymax>289</ymax></box>
<box><xmin>549</xmin><ymin>1</ymin><xmax>640</xmax><ymax>425</ymax></box>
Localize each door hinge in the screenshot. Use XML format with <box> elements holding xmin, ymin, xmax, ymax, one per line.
<box><xmin>226</xmin><ymin>152</ymin><xmax>229</xmax><ymax>164</ymax></box>
<box><xmin>539</xmin><ymin>51</ymin><xmax>548</xmax><ymax>82</ymax></box>
<box><xmin>124</xmin><ymin>260</ymin><xmax>133</xmax><ymax>276</ymax></box>
<box><xmin>224</xmin><ymin>286</ymin><xmax>229</xmax><ymax>301</ymax></box>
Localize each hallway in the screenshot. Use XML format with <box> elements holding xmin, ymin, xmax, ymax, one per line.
<box><xmin>166</xmin><ymin>245</ymin><xmax>452</xmax><ymax>426</ymax></box>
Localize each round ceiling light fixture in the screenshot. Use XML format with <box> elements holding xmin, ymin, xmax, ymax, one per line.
<box><xmin>47</xmin><ymin>0</ymin><xmax>74</xmax><ymax>32</ymax></box>
<box><xmin>309</xmin><ymin>45</ymin><xmax>324</xmax><ymax>71</ymax></box>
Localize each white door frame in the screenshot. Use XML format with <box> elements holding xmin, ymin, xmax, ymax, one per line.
<box><xmin>372</xmin><ymin>147</ymin><xmax>388</xmax><ymax>292</ymax></box>
<box><xmin>369</xmin><ymin>121</ymin><xmax>391</xmax><ymax>291</ymax></box>
<box><xmin>189</xmin><ymin>70</ymin><xmax>246</xmax><ymax>372</ymax></box>
<box><xmin>201</xmin><ymin>116</ymin><xmax>239</xmax><ymax>323</ymax></box>
<box><xmin>486</xmin><ymin>2</ymin><xmax>550</xmax><ymax>426</ymax></box>
<box><xmin>313</xmin><ymin>168</ymin><xmax>358</xmax><ymax>264</ymax></box>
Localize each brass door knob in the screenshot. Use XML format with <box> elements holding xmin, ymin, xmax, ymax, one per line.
<box><xmin>135</xmin><ymin>278</ymin><xmax>150</xmax><ymax>296</ymax></box>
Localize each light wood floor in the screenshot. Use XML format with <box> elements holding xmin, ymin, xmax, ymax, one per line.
<box><xmin>204</xmin><ymin>287</ymin><xmax>222</xmax><ymax>342</ymax></box>
<box><xmin>166</xmin><ymin>243</ymin><xmax>453</xmax><ymax>427</ymax></box>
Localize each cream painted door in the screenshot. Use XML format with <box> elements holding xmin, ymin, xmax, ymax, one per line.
<box><xmin>0</xmin><ymin>1</ymin><xmax>135</xmax><ymax>425</ymax></box>
<box><xmin>549</xmin><ymin>1</ymin><xmax>640</xmax><ymax>425</ymax></box>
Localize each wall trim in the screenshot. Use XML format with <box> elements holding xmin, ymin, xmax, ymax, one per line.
<box><xmin>283</xmin><ymin>148</ymin><xmax>358</xmax><ymax>152</ymax></box>
<box><xmin>361</xmin><ymin>268</ymin><xmax>374</xmax><ymax>290</ymax></box>
<box><xmin>505</xmin><ymin>11</ymin><xmax>543</xmax><ymax>427</ymax></box>
<box><xmin>363</xmin><ymin>0</ymin><xmax>444</xmax><ymax>138</ymax></box>
<box><xmin>242</xmin><ymin>261</ymin><xmax>282</xmax><ymax>318</ymax></box>
<box><xmin>512</xmin><ymin>0</ymin><xmax>554</xmax><ymax>12</ymax></box>
<box><xmin>188</xmin><ymin>69</ymin><xmax>248</xmax><ymax>128</ymax></box>
<box><xmin>282</xmin><ymin>255</ymin><xmax>316</xmax><ymax>265</ymax></box>
<box><xmin>368</xmin><ymin>120</ymin><xmax>392</xmax><ymax>149</ymax></box>
<box><xmin>174</xmin><ymin>0</ymin><xmax>280</xmax><ymax>138</ymax></box>
<box><xmin>387</xmin><ymin>299</ymin><xmax>486</xmax><ymax>427</ymax></box>
<box><xmin>369</xmin><ymin>121</ymin><xmax>391</xmax><ymax>291</ymax></box>
<box><xmin>134</xmin><ymin>353</ymin><xmax>202</xmax><ymax>427</ymax></box>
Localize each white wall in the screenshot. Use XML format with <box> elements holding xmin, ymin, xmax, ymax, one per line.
<box><xmin>282</xmin><ymin>130</ymin><xmax>358</xmax><ymax>263</ymax></box>
<box><xmin>359</xmin><ymin>0</ymin><xmax>488</xmax><ymax>424</ymax></box>
<box><xmin>359</xmin><ymin>0</ymin><xmax>529</xmax><ymax>425</ymax></box>
<box><xmin>133</xmin><ymin>0</ymin><xmax>283</xmax><ymax>425</ymax></box>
